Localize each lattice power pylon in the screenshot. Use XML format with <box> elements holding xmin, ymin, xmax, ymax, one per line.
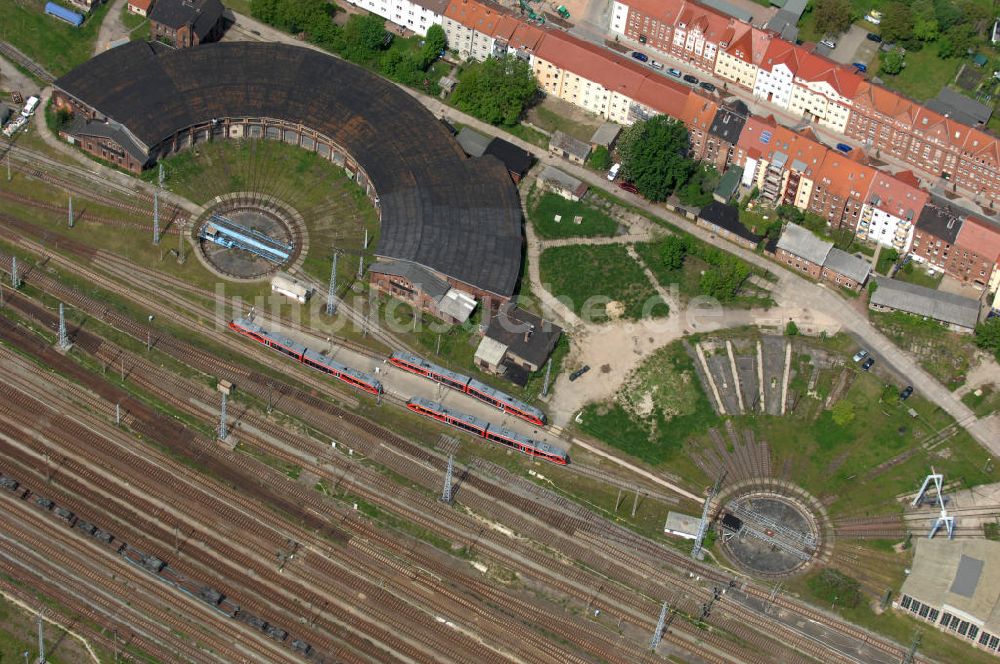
<box><xmin>692</xmin><ymin>472</ymin><xmax>725</xmax><ymax>560</ymax></box>
<box><xmin>649</xmin><ymin>601</ymin><xmax>669</xmax><ymax>651</ymax></box>
<box><xmin>326</xmin><ymin>251</ymin><xmax>339</xmax><ymax>316</ymax></box>
<box><xmin>441</xmin><ymin>455</ymin><xmax>455</xmax><ymax>503</ymax></box>
<box><xmin>11</xmin><ymin>256</ymin><xmax>20</xmax><ymax>289</ymax></box>
<box><xmin>57</xmin><ymin>303</ymin><xmax>70</xmax><ymax>350</ymax></box>
<box><xmin>153</xmin><ymin>190</ymin><xmax>160</xmax><ymax>246</ymax></box>
<box><xmin>218</xmin><ymin>391</ymin><xmax>228</xmax><ymax>440</ymax></box>
<box><xmin>67</xmin><ymin>195</ymin><xmax>73</xmax><ymax>228</ymax></box>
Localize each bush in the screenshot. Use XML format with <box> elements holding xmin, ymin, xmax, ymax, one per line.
<box><xmin>451</xmin><ymin>56</ymin><xmax>537</xmax><ymax>127</ymax></box>
<box><xmin>831</xmin><ymin>400</ymin><xmax>856</xmax><ymax>426</ymax></box>
<box><xmin>975</xmin><ymin>318</ymin><xmax>1000</xmax><ymax>362</ymax></box>
<box><xmin>807</xmin><ymin>570</ymin><xmax>862</xmax><ymax>609</ymax></box>
<box><xmin>785</xmin><ymin>321</ymin><xmax>799</xmax><ymax>336</ymax></box>
<box><xmin>587</xmin><ymin>146</ymin><xmax>612</xmax><ymax>171</ymax></box>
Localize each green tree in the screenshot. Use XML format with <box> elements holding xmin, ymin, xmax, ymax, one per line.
<box><xmin>339</xmin><ymin>14</ymin><xmax>389</xmax><ymax>62</ymax></box>
<box><xmin>251</xmin><ymin>0</ymin><xmax>335</xmax><ymax>40</ymax></box>
<box><xmin>913</xmin><ymin>17</ymin><xmax>939</xmax><ymax>42</ymax></box>
<box><xmin>880</xmin><ymin>2</ymin><xmax>914</xmax><ymax>44</ymax></box>
<box><xmin>699</xmin><ymin>257</ymin><xmax>750</xmax><ymax>301</ymax></box>
<box><xmin>587</xmin><ymin>145</ymin><xmax>612</xmax><ymax>171</ymax></box>
<box><xmin>451</xmin><ymin>56</ymin><xmax>537</xmax><ymax>126</ymax></box>
<box><xmin>814</xmin><ymin>0</ymin><xmax>853</xmax><ymax>37</ymax></box>
<box><xmin>937</xmin><ymin>25</ymin><xmax>976</xmax><ymax>59</ymax></box>
<box><xmin>975</xmin><ymin>318</ymin><xmax>1000</xmax><ymax>361</ymax></box>
<box><xmin>879</xmin><ymin>49</ymin><xmax>905</xmax><ymax>75</ymax></box>
<box><xmin>776</xmin><ymin>204</ymin><xmax>805</xmax><ymax>225</ymax></box>
<box><xmin>676</xmin><ymin>167</ymin><xmax>716</xmax><ymax>207</ymax></box>
<box><xmin>831</xmin><ymin>400</ymin><xmax>856</xmax><ymax>426</ymax></box>
<box><xmin>785</xmin><ymin>321</ymin><xmax>800</xmax><ymax>336</ymax></box>
<box><xmin>421</xmin><ymin>24</ymin><xmax>447</xmax><ymax>68</ymax></box>
<box><xmin>618</xmin><ymin>116</ymin><xmax>694</xmax><ymax>202</ymax></box>
<box><xmin>659</xmin><ymin>235</ymin><xmax>689</xmax><ymax>271</ymax></box>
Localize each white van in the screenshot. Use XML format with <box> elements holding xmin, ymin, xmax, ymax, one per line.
<box><xmin>21</xmin><ymin>96</ymin><xmax>40</xmax><ymax>118</ymax></box>
<box><xmin>607</xmin><ymin>163</ymin><xmax>621</xmax><ymax>181</ymax></box>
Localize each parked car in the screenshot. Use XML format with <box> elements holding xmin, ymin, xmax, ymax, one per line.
<box><xmin>618</xmin><ymin>181</ymin><xmax>639</xmax><ymax>194</ymax></box>
<box><xmin>683</xmin><ymin>74</ymin><xmax>698</xmax><ymax>84</ymax></box>
<box><xmin>820</xmin><ymin>38</ymin><xmax>837</xmax><ymax>49</ymax></box>
<box><xmin>836</xmin><ymin>143</ymin><xmax>853</xmax><ymax>153</ymax></box>
<box><xmin>852</xmin><ymin>62</ymin><xmax>867</xmax><ymax>73</ymax></box>
<box><xmin>699</xmin><ymin>81</ymin><xmax>716</xmax><ymax>92</ymax></box>
<box><xmin>667</xmin><ymin>68</ymin><xmax>682</xmax><ymax>78</ymax></box>
<box><xmin>866</xmin><ymin>32</ymin><xmax>882</xmax><ymax>42</ymax></box>
<box><xmin>631</xmin><ymin>51</ymin><xmax>649</xmax><ymax>63</ymax></box>
<box><xmin>648</xmin><ymin>59</ymin><xmax>664</xmax><ymax>70</ymax></box>
<box><xmin>899</xmin><ymin>386</ymin><xmax>914</xmax><ymax>401</ymax></box>
<box><xmin>607</xmin><ymin>163</ymin><xmax>621</xmax><ymax>181</ymax></box>
<box><xmin>569</xmin><ymin>365</ymin><xmax>591</xmax><ymax>381</ymax></box>
<box><xmin>862</xmin><ymin>357</ymin><xmax>875</xmax><ymax>371</ymax></box>
<box><xmin>853</xmin><ymin>349</ymin><xmax>869</xmax><ymax>362</ymax></box>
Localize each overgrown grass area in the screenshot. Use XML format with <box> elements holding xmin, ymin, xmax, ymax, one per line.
<box><xmin>580</xmin><ymin>341</ymin><xmax>720</xmax><ymax>466</ymax></box>
<box><xmin>963</xmin><ymin>383</ymin><xmax>999</xmax><ymax>417</ymax></box>
<box><xmin>528</xmin><ymin>188</ymin><xmax>619</xmax><ymax>239</ymax></box>
<box><xmin>871</xmin><ymin>310</ymin><xmax>978</xmax><ymax>390</ymax></box>
<box><xmin>539</xmin><ymin>244</ymin><xmax>667</xmax><ymax>322</ymax></box>
<box><xmin>893</xmin><ymin>263</ymin><xmax>944</xmax><ymax>289</ymax></box>
<box><xmin>526</xmin><ymin>100</ymin><xmax>601</xmax><ymax>142</ymax></box>
<box><xmin>879</xmin><ymin>48</ymin><xmax>962</xmax><ymax>103</ymax></box>
<box><xmin>0</xmin><ymin>0</ymin><xmax>112</xmax><ymax>76</ymax></box>
<box><xmin>503</xmin><ymin>123</ymin><xmax>549</xmax><ymax>148</ymax></box>
<box><xmin>142</xmin><ymin>138</ymin><xmax>379</xmax><ymax>285</ymax></box>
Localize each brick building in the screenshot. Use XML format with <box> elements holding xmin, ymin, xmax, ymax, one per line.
<box><xmin>149</xmin><ymin>0</ymin><xmax>226</xmax><ymax>48</ymax></box>
<box><xmin>909</xmin><ymin>199</ymin><xmax>964</xmax><ymax>273</ymax></box>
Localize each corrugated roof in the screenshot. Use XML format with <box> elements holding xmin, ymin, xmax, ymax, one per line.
<box><xmin>590</xmin><ymin>122</ymin><xmax>620</xmax><ymax>147</ymax></box>
<box><xmin>549</xmin><ymin>130</ymin><xmax>590</xmax><ymax>159</ymax></box>
<box><xmin>370</xmin><ymin>261</ymin><xmax>451</xmax><ymax>301</ymax></box>
<box><xmin>456</xmin><ymin>126</ymin><xmax>492</xmax><ymax>157</ymax></box>
<box><xmin>823</xmin><ymin>248</ymin><xmax>870</xmax><ymax>283</ymax></box>
<box><xmin>871</xmin><ymin>277</ymin><xmax>981</xmax><ymax>329</ymax></box>
<box><xmin>538</xmin><ymin>165</ymin><xmax>587</xmax><ymax>195</ymax></box>
<box><xmin>776</xmin><ymin>223</ymin><xmax>832</xmax><ymax>265</ymax></box>
<box><xmin>54</xmin><ymin>42</ymin><xmax>525</xmax><ymax>297</ymax></box>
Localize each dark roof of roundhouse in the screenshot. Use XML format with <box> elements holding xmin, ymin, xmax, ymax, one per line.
<box><xmin>54</xmin><ymin>41</ymin><xmax>523</xmax><ymax>297</ymax></box>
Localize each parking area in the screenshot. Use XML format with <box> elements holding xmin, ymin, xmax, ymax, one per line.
<box><xmin>826</xmin><ymin>25</ymin><xmax>873</xmax><ymax>65</ymax></box>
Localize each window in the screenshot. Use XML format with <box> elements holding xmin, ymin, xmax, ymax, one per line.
<box><xmin>959</xmin><ymin>621</ymin><xmax>970</xmax><ymax>636</ymax></box>
<box><xmin>969</xmin><ymin>626</ymin><xmax>979</xmax><ymax>640</ymax></box>
<box><xmin>980</xmin><ymin>631</ymin><xmax>991</xmax><ymax>645</ymax></box>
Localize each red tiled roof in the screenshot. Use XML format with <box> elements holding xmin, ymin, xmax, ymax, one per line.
<box><xmin>736</xmin><ymin>114</ymin><xmax>776</xmax><ymax>152</ymax></box>
<box><xmin>956</xmin><ymin>216</ymin><xmax>1000</xmax><ymax>262</ymax></box>
<box><xmin>893</xmin><ymin>170</ymin><xmax>921</xmax><ymax>187</ymax></box>
<box><xmin>679</xmin><ymin>93</ymin><xmax>717</xmax><ymax>130</ymax></box>
<box><xmin>129</xmin><ymin>0</ymin><xmax>152</xmax><ymax>10</ymax></box>
<box><xmin>815</xmin><ymin>150</ymin><xmax>875</xmax><ymax>199</ymax></box>
<box><xmin>724</xmin><ymin>24</ymin><xmax>753</xmax><ymax>63</ymax></box>
<box><xmin>506</xmin><ymin>21</ymin><xmax>545</xmax><ymax>51</ymax></box>
<box><xmin>535</xmin><ymin>30</ymin><xmax>691</xmax><ymax>117</ymax></box>
<box><xmin>794</xmin><ymin>53</ymin><xmax>861</xmax><ymax>98</ymax></box>
<box><xmin>675</xmin><ymin>1</ymin><xmax>737</xmax><ymax>45</ymax></box>
<box><xmin>868</xmin><ymin>171</ymin><xmax>928</xmax><ymax>221</ymax></box>
<box><xmin>491</xmin><ymin>15</ymin><xmax>519</xmax><ymax>41</ymax></box>
<box><xmin>760</xmin><ymin>39</ymin><xmax>806</xmax><ymax>74</ymax></box>
<box><xmin>444</xmin><ymin>0</ymin><xmax>509</xmax><ymax>33</ymax></box>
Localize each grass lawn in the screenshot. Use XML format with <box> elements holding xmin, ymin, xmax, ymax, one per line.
<box><xmin>893</xmin><ymin>263</ymin><xmax>943</xmax><ymax>289</ymax></box>
<box><xmin>526</xmin><ymin>100</ymin><xmax>601</xmax><ymax>143</ymax></box>
<box><xmin>504</xmin><ymin>123</ymin><xmax>549</xmax><ymax>149</ymax></box>
<box><xmin>870</xmin><ymin>310</ymin><xmax>977</xmax><ymax>390</ymax></box>
<box><xmin>144</xmin><ymin>138</ymin><xmax>379</xmax><ymax>285</ymax></box>
<box><xmin>528</xmin><ymin>188</ymin><xmax>619</xmax><ymax>239</ymax></box>
<box><xmin>879</xmin><ymin>48</ymin><xmax>962</xmax><ymax>103</ymax></box>
<box><xmin>963</xmin><ymin>383</ymin><xmax>1000</xmax><ymax>418</ymax></box>
<box><xmin>539</xmin><ymin>244</ymin><xmax>667</xmax><ymax>322</ymax></box>
<box><xmin>121</xmin><ymin>3</ymin><xmax>150</xmax><ymax>41</ymax></box>
<box><xmin>580</xmin><ymin>341</ymin><xmax>720</xmax><ymax>466</ymax></box>
<box><xmin>0</xmin><ymin>0</ymin><xmax>112</xmax><ymax>77</ymax></box>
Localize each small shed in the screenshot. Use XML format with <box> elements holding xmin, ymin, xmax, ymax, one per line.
<box><xmin>590</xmin><ymin>122</ymin><xmax>620</xmax><ymax>149</ymax></box>
<box><xmin>484</xmin><ymin>137</ymin><xmax>533</xmax><ymax>183</ymax></box>
<box><xmin>713</xmin><ymin>166</ymin><xmax>742</xmax><ymax>203</ymax></box>
<box><xmin>474</xmin><ymin>336</ymin><xmax>509</xmax><ymax>374</ymax></box>
<box><xmin>538</xmin><ymin>165</ymin><xmax>588</xmax><ymax>201</ymax></box>
<box><xmin>549</xmin><ymin>131</ymin><xmax>591</xmax><ymax>165</ymax></box>
<box><xmin>973</xmin><ymin>53</ymin><xmax>989</xmax><ymax>68</ymax></box>
<box><xmin>439</xmin><ymin>75</ymin><xmax>457</xmax><ymax>98</ymax></box>
<box><xmin>271</xmin><ymin>272</ymin><xmax>312</xmax><ymax>303</ymax></box>
<box><xmin>456</xmin><ymin>126</ymin><xmax>492</xmax><ymax>158</ymax></box>
<box><xmin>45</xmin><ymin>2</ymin><xmax>85</xmax><ymax>26</ymax></box>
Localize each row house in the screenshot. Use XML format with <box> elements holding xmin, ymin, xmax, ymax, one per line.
<box><xmin>807</xmin><ymin>151</ymin><xmax>875</xmax><ymax>230</ymax></box>
<box><xmin>909</xmin><ymin>200</ymin><xmax>964</xmax><ymax>272</ymax></box>
<box><xmin>714</xmin><ymin>24</ymin><xmax>770</xmax><ymax>90</ymax></box>
<box><xmin>952</xmin><ymin>217</ymin><xmax>1000</xmax><ymax>288</ymax></box>
<box><xmin>352</xmin><ymin>0</ymin><xmax>447</xmax><ymax>35</ymax></box>
<box><xmin>734</xmin><ymin>116</ymin><xmax>825</xmax><ymax>211</ymax></box>
<box><xmin>680</xmin><ymin>94</ymin><xmax>718</xmax><ymax>163</ymax></box>
<box><xmin>846</xmin><ymin>83</ymin><xmax>1000</xmax><ymax>201</ymax></box>
<box><xmin>701</xmin><ymin>100</ymin><xmax>748</xmax><ymax>171</ymax></box>
<box><xmin>610</xmin><ymin>0</ymin><xmax>737</xmax><ymax>74</ymax></box>
<box><xmin>443</xmin><ymin>0</ymin><xmax>508</xmax><ymax>61</ymax></box>
<box><xmin>532</xmin><ymin>30</ymin><xmax>690</xmax><ymax>126</ymax></box>
<box><xmin>752</xmin><ymin>39</ymin><xmax>803</xmax><ymax>108</ymax></box>
<box><xmin>857</xmin><ymin>170</ymin><xmax>927</xmax><ymax>251</ymax></box>
<box><xmin>787</xmin><ymin>54</ymin><xmax>860</xmax><ymax>134</ymax></box>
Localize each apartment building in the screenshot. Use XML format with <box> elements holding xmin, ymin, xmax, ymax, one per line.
<box><xmin>351</xmin><ymin>0</ymin><xmax>447</xmax><ymax>35</ymax></box>
<box><xmin>714</xmin><ymin>24</ymin><xmax>769</xmax><ymax>90</ymax></box>
<box><xmin>857</xmin><ymin>170</ymin><xmax>927</xmax><ymax>251</ymax></box>
<box><xmin>807</xmin><ymin>151</ymin><xmax>875</xmax><ymax>230</ymax></box>
<box><xmin>610</xmin><ymin>0</ymin><xmax>737</xmax><ymax>73</ymax></box>
<box><xmin>752</xmin><ymin>40</ymin><xmax>803</xmax><ymax>108</ymax></box>
<box><xmin>734</xmin><ymin>116</ymin><xmax>827</xmax><ymax>211</ymax></box>
<box><xmin>910</xmin><ymin>200</ymin><xmax>964</xmax><ymax>272</ymax></box>
<box><xmin>952</xmin><ymin>216</ymin><xmax>1000</xmax><ymax>287</ymax></box>
<box><xmin>443</xmin><ymin>0</ymin><xmax>507</xmax><ymax>60</ymax></box>
<box><xmin>787</xmin><ymin>54</ymin><xmax>860</xmax><ymax>134</ymax></box>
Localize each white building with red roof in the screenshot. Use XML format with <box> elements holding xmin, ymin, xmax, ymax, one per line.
<box><xmin>752</xmin><ymin>39</ymin><xmax>804</xmax><ymax>108</ymax></box>
<box><xmin>352</xmin><ymin>0</ymin><xmax>448</xmax><ymax>35</ymax></box>
<box><xmin>858</xmin><ymin>170</ymin><xmax>928</xmax><ymax>250</ymax></box>
<box><xmin>787</xmin><ymin>53</ymin><xmax>861</xmax><ymax>134</ymax></box>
